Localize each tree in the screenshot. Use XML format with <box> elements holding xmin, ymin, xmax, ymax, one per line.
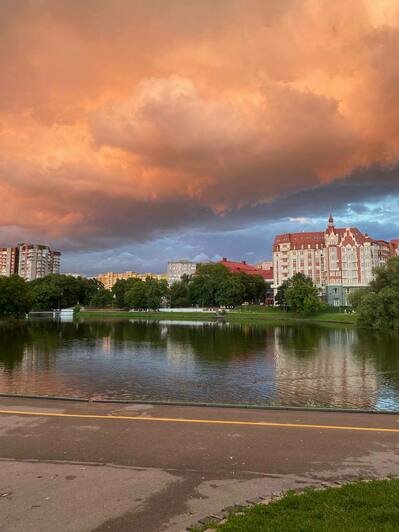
<box><xmin>28</xmin><ymin>274</ymin><xmax>97</xmax><ymax>310</ymax></box>
<box><xmin>170</xmin><ymin>279</ymin><xmax>190</xmax><ymax>307</ymax></box>
<box><xmin>275</xmin><ymin>279</ymin><xmax>290</xmax><ymax>309</ymax></box>
<box><xmin>351</xmin><ymin>257</ymin><xmax>399</xmax><ymax>329</ymax></box>
<box><xmin>0</xmin><ymin>275</ymin><xmax>32</xmax><ymax>317</ymax></box>
<box><xmin>348</xmin><ymin>287</ymin><xmax>369</xmax><ymax>311</ymax></box>
<box><xmin>145</xmin><ymin>278</ymin><xmax>168</xmax><ymax>310</ymax></box>
<box><xmin>284</xmin><ymin>273</ymin><xmax>322</xmax><ymax>315</ymax></box>
<box><xmin>189</xmin><ymin>263</ymin><xmax>230</xmax><ymax>307</ymax></box>
<box><xmin>77</xmin><ymin>278</ymin><xmax>103</xmax><ymax>306</ymax></box>
<box><xmin>125</xmin><ymin>281</ymin><xmax>148</xmax><ymax>310</ymax></box>
<box><xmin>215</xmin><ymin>276</ymin><xmax>245</xmax><ymax>307</ymax></box>
<box><xmin>112</xmin><ymin>278</ymin><xmax>142</xmax><ymax>308</ymax></box>
<box><xmin>89</xmin><ymin>288</ymin><xmax>113</xmax><ymax>308</ymax></box>
<box><xmin>237</xmin><ymin>273</ymin><xmax>267</xmax><ymax>304</ymax></box>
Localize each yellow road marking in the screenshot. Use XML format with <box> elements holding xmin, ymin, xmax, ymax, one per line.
<box><xmin>0</xmin><ymin>409</ymin><xmax>398</xmax><ymax>433</ymax></box>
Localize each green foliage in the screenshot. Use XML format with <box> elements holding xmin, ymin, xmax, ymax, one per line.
<box><xmin>237</xmin><ymin>272</ymin><xmax>268</xmax><ymax>304</ymax></box>
<box><xmin>351</xmin><ymin>257</ymin><xmax>399</xmax><ymax>330</ymax></box>
<box><xmin>189</xmin><ymin>264</ymin><xmax>230</xmax><ymax>307</ymax></box>
<box><xmin>0</xmin><ymin>275</ymin><xmax>32</xmax><ymax>317</ymax></box>
<box><xmin>124</xmin><ymin>281</ymin><xmax>148</xmax><ymax>310</ymax></box>
<box><xmin>186</xmin><ymin>263</ymin><xmax>268</xmax><ymax>307</ymax></box>
<box><xmin>348</xmin><ymin>287</ymin><xmax>369</xmax><ymax>310</ymax></box>
<box><xmin>275</xmin><ymin>279</ymin><xmax>290</xmax><ymax>308</ymax></box>
<box><xmin>145</xmin><ymin>278</ymin><xmax>168</xmax><ymax>310</ymax></box>
<box><xmin>29</xmin><ymin>274</ymin><xmax>103</xmax><ymax>310</ymax></box>
<box><xmin>112</xmin><ymin>278</ymin><xmax>141</xmax><ymax>307</ymax></box>
<box><xmin>283</xmin><ymin>273</ymin><xmax>322</xmax><ymax>316</ymax></box>
<box><xmin>170</xmin><ymin>279</ymin><xmax>191</xmax><ymax>307</ymax></box>
<box><xmin>89</xmin><ymin>288</ymin><xmax>113</xmax><ymax>308</ymax></box>
<box><xmin>112</xmin><ymin>277</ymin><xmax>168</xmax><ymax>310</ymax></box>
<box><xmin>215</xmin><ymin>277</ymin><xmax>245</xmax><ymax>307</ymax></box>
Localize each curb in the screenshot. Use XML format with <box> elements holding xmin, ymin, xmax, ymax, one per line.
<box><xmin>0</xmin><ymin>393</ymin><xmax>398</xmax><ymax>414</ymax></box>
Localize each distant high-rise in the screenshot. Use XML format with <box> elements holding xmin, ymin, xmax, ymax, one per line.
<box><xmin>0</xmin><ymin>247</ymin><xmax>18</xmax><ymax>277</ymax></box>
<box><xmin>167</xmin><ymin>260</ymin><xmax>197</xmax><ymax>285</ymax></box>
<box><xmin>17</xmin><ymin>243</ymin><xmax>61</xmax><ymax>281</ymax></box>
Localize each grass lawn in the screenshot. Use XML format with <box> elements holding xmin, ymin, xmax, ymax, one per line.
<box><xmin>78</xmin><ymin>310</ymin><xmax>217</xmax><ymax>320</ymax></box>
<box><xmin>228</xmin><ymin>309</ymin><xmax>356</xmax><ymax>325</ymax></box>
<box><xmin>209</xmin><ymin>479</ymin><xmax>399</xmax><ymax>531</ymax></box>
<box><xmin>78</xmin><ymin>308</ymin><xmax>356</xmax><ymax>325</ymax></box>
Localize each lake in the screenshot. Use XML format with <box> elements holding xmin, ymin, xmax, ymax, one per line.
<box><xmin>1</xmin><ymin>319</ymin><xmax>399</xmax><ymax>411</ymax></box>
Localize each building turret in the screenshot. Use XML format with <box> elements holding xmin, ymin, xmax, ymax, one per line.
<box><xmin>327</xmin><ymin>213</ymin><xmax>334</xmax><ymax>229</ymax></box>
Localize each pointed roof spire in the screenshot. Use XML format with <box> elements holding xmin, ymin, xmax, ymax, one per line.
<box><xmin>328</xmin><ymin>213</ymin><xmax>334</xmax><ymax>228</ymax></box>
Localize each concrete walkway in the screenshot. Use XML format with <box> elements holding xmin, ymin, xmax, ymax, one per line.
<box><xmin>0</xmin><ymin>397</ymin><xmax>399</xmax><ymax>531</ymax></box>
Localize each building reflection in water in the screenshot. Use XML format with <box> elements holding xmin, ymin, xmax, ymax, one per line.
<box><xmin>273</xmin><ymin>326</ymin><xmax>380</xmax><ymax>409</ymax></box>
<box><xmin>0</xmin><ymin>320</ymin><xmax>399</xmax><ymax>410</ymax></box>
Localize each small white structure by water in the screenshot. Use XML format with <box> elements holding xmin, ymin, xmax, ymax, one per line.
<box><xmin>59</xmin><ymin>308</ymin><xmax>75</xmax><ymax>321</ymax></box>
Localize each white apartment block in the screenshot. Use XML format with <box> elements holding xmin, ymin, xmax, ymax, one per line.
<box><xmin>167</xmin><ymin>260</ymin><xmax>197</xmax><ymax>285</ymax></box>
<box><xmin>17</xmin><ymin>243</ymin><xmax>61</xmax><ymax>281</ymax></box>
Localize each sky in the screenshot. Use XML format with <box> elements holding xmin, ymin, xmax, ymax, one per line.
<box><xmin>1</xmin><ymin>0</ymin><xmax>399</xmax><ymax>275</ymax></box>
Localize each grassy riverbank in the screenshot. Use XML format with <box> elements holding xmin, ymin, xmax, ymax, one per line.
<box><xmin>200</xmin><ymin>479</ymin><xmax>399</xmax><ymax>531</ymax></box>
<box><xmin>78</xmin><ymin>308</ymin><xmax>356</xmax><ymax>325</ymax></box>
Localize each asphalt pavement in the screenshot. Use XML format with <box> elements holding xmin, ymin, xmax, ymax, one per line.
<box><xmin>0</xmin><ymin>396</ymin><xmax>399</xmax><ymax>531</ymax></box>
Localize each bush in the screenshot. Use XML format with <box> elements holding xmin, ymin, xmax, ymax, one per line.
<box><xmin>283</xmin><ymin>273</ymin><xmax>322</xmax><ymax>316</ymax></box>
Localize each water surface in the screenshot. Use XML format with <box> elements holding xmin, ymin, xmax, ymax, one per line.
<box><xmin>1</xmin><ymin>319</ymin><xmax>399</xmax><ymax>411</ymax></box>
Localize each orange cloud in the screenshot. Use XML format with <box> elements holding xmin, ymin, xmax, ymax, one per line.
<box><xmin>0</xmin><ymin>0</ymin><xmax>398</xmax><ymax>247</ymax></box>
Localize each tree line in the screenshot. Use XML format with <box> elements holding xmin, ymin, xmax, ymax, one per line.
<box><xmin>4</xmin><ymin>258</ymin><xmax>397</xmax><ymax>327</ymax></box>
<box><xmin>0</xmin><ymin>274</ymin><xmax>103</xmax><ymax>318</ymax></box>
<box><xmin>113</xmin><ymin>264</ymin><xmax>268</xmax><ymax>309</ymax></box>
<box><xmin>0</xmin><ymin>264</ymin><xmax>270</xmax><ymax>317</ymax></box>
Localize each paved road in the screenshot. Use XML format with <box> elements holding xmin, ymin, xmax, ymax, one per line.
<box><xmin>0</xmin><ymin>397</ymin><xmax>399</xmax><ymax>531</ymax></box>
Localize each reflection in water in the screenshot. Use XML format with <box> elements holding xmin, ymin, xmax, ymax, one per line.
<box><xmin>0</xmin><ymin>319</ymin><xmax>398</xmax><ymax>410</ymax></box>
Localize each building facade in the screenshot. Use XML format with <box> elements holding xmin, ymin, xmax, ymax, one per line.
<box><xmin>97</xmin><ymin>271</ymin><xmax>167</xmax><ymax>290</ymax></box>
<box><xmin>167</xmin><ymin>260</ymin><xmax>197</xmax><ymax>285</ymax></box>
<box><xmin>17</xmin><ymin>243</ymin><xmax>61</xmax><ymax>281</ymax></box>
<box><xmin>219</xmin><ymin>258</ymin><xmax>273</xmax><ymax>282</ymax></box>
<box><xmin>0</xmin><ymin>247</ymin><xmax>18</xmax><ymax>277</ymax></box>
<box><xmin>219</xmin><ymin>258</ymin><xmax>274</xmax><ymax>305</ymax></box>
<box><xmin>272</xmin><ymin>216</ymin><xmax>397</xmax><ymax>306</ymax></box>
<box><xmin>256</xmin><ymin>260</ymin><xmax>273</xmax><ymax>271</ymax></box>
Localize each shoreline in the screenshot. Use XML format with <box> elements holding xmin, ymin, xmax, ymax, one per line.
<box><xmin>0</xmin><ymin>392</ymin><xmax>396</xmax><ymax>414</ymax></box>
<box><xmin>78</xmin><ymin>309</ymin><xmax>357</xmax><ymax>326</ymax></box>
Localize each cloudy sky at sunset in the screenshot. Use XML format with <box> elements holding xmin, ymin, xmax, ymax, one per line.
<box><xmin>1</xmin><ymin>0</ymin><xmax>399</xmax><ymax>274</ymax></box>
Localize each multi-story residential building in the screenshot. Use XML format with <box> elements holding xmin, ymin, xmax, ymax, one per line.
<box><xmin>256</xmin><ymin>260</ymin><xmax>273</xmax><ymax>271</ymax></box>
<box><xmin>219</xmin><ymin>258</ymin><xmax>274</xmax><ymax>305</ymax></box>
<box><xmin>97</xmin><ymin>271</ymin><xmax>167</xmax><ymax>290</ymax></box>
<box><xmin>167</xmin><ymin>260</ymin><xmax>197</xmax><ymax>285</ymax></box>
<box><xmin>219</xmin><ymin>258</ymin><xmax>273</xmax><ymax>282</ymax></box>
<box><xmin>17</xmin><ymin>243</ymin><xmax>61</xmax><ymax>281</ymax></box>
<box><xmin>272</xmin><ymin>215</ymin><xmax>397</xmax><ymax>306</ymax></box>
<box><xmin>391</xmin><ymin>239</ymin><xmax>399</xmax><ymax>256</ymax></box>
<box><xmin>0</xmin><ymin>247</ymin><xmax>18</xmax><ymax>277</ymax></box>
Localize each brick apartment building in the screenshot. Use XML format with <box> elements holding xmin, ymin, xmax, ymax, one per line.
<box><xmin>272</xmin><ymin>215</ymin><xmax>398</xmax><ymax>306</ymax></box>
<box><xmin>97</xmin><ymin>271</ymin><xmax>167</xmax><ymax>290</ymax></box>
